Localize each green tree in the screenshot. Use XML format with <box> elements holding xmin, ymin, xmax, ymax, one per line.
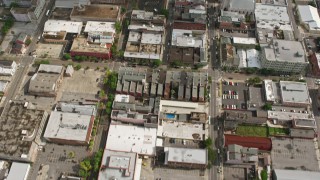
<box><xmin>74</xmin><ymin>55</ymin><xmax>81</xmax><ymax>61</ymax></box>
<box><xmin>171</xmin><ymin>60</ymin><xmax>183</xmax><ymax>67</ymax></box>
<box><xmin>1</xmin><ymin>18</ymin><xmax>14</xmax><ymax>35</ymax></box>
<box><xmin>262</xmin><ymin>103</ymin><xmax>272</xmax><ymax>111</ymax></box>
<box><xmin>115</xmin><ymin>21</ymin><xmax>122</xmax><ymax>33</ymax></box>
<box><xmin>117</xmin><ymin>50</ymin><xmax>124</xmax><ymax>58</ymax></box>
<box><xmin>160</xmin><ymin>9</ymin><xmax>169</xmax><ymax>18</ymax></box>
<box><xmin>68</xmin><ymin>151</ymin><xmax>75</xmax><ymax>159</ymax></box>
<box><xmin>152</xmin><ymin>59</ymin><xmax>162</xmax><ymax>67</ymax></box>
<box><xmin>75</xmin><ymin>64</ymin><xmax>82</xmax><ymax>70</ymax></box>
<box><xmin>121</xmin><ymin>7</ymin><xmax>126</xmax><ymax>14</ymax></box>
<box><xmin>99</xmin><ymin>90</ymin><xmax>106</xmax><ymax>99</ymax></box>
<box><xmin>106</xmin><ymin>101</ymin><xmax>112</xmax><ymax>108</ymax></box>
<box><xmin>308</xmin><ymin>1</ymin><xmax>316</xmax><ymax>7</ymax></box>
<box><xmin>63</xmin><ymin>53</ymin><xmax>71</xmax><ymax>60</ymax></box>
<box><xmin>255</xmin><ymin>44</ymin><xmax>261</xmax><ymax>51</ymax></box>
<box><xmin>33</xmin><ymin>60</ymin><xmax>50</xmax><ymax>67</ymax></box>
<box><xmin>204</xmin><ymin>137</ymin><xmax>213</xmax><ymax>148</ymax></box>
<box><xmin>107</xmin><ymin>73</ymin><xmax>118</xmax><ymax>90</ymax></box>
<box><xmin>247</xmin><ymin>77</ymin><xmax>262</xmax><ymax>85</ymax></box>
<box><xmin>79</xmin><ymin>159</ymin><xmax>92</xmax><ymax>178</ymax></box>
<box><xmin>9</xmin><ymin>2</ymin><xmax>19</xmax><ymax>8</ymax></box>
<box><xmin>80</xmin><ymin>55</ymin><xmax>87</xmax><ymax>61</ymax></box>
<box><xmin>260</xmin><ymin>169</ymin><xmax>268</xmax><ymax>180</ymax></box>
<box><xmin>208</xmin><ymin>147</ymin><xmax>216</xmax><ymax>163</ymax></box>
<box><xmin>108</xmin><ymin>94</ymin><xmax>115</xmax><ymax>102</ymax></box>
<box><xmin>92</xmin><ymin>149</ymin><xmax>104</xmax><ymax>172</ymax></box>
<box><xmin>25</xmin><ymin>38</ymin><xmax>32</xmax><ymax>46</ymax></box>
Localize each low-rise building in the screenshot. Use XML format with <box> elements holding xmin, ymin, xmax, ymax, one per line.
<box><xmin>164</xmin><ymin>147</ymin><xmax>207</xmax><ymax>169</ymax></box>
<box><xmin>222</xmin><ymin>0</ymin><xmax>255</xmax><ymax>14</ymax></box>
<box><xmin>219</xmin><ymin>11</ymin><xmax>254</xmax><ymax>33</ymax></box>
<box><xmin>98</xmin><ymin>149</ymin><xmax>140</xmax><ymax>180</ymax></box>
<box><xmin>43</xmin><ymin>103</ymin><xmax>96</xmax><ymax>145</ymax></box>
<box><xmin>11</xmin><ymin>32</ymin><xmax>29</xmax><ymax>54</ymax></box>
<box><xmin>174</xmin><ymin>0</ymin><xmax>206</xmax><ymax>24</ymax></box>
<box><xmin>226</xmin><ymin>144</ymin><xmax>258</xmax><ymax>164</ymax></box>
<box><xmin>297</xmin><ymin>5</ymin><xmax>320</xmax><ymax>34</ymax></box>
<box><xmin>273</xmin><ymin>169</ymin><xmax>320</xmax><ymax>180</ymax></box>
<box><xmin>55</xmin><ymin>0</ymin><xmax>90</xmax><ymax>9</ymax></box>
<box><xmin>10</xmin><ymin>0</ymin><xmax>45</xmax><ymax>23</ymax></box>
<box><xmin>260</xmin><ymin>39</ymin><xmax>308</xmax><ymax>73</ymax></box>
<box><xmin>42</xmin><ymin>20</ymin><xmax>83</xmax><ymax>44</ymax></box>
<box><xmin>6</xmin><ymin>162</ymin><xmax>30</xmax><ymax>180</ymax></box>
<box><xmin>28</xmin><ymin>64</ymin><xmax>64</xmax><ymax>97</ymax></box>
<box><xmin>0</xmin><ymin>60</ymin><xmax>17</xmax><ymax>76</ymax></box>
<box><xmin>224</xmin><ymin>134</ymin><xmax>272</xmax><ymax>151</ymax></box>
<box><xmin>70</xmin><ymin>4</ymin><xmax>120</xmax><ymax>22</ymax></box>
<box><xmin>279</xmin><ymin>81</ymin><xmax>310</xmax><ymax>107</ymax></box>
<box><xmin>0</xmin><ymin>81</ymin><xmax>9</xmax><ymax>95</ymax></box>
<box><xmin>106</xmin><ymin>124</ymin><xmax>157</xmax><ymax>156</ymax></box>
<box><xmin>308</xmin><ymin>53</ymin><xmax>320</xmax><ymax>77</ymax></box>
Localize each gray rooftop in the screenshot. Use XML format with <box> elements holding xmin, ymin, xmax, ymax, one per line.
<box><xmin>229</xmin><ymin>0</ymin><xmax>255</xmax><ymax>12</ymax></box>
<box><xmin>56</xmin><ymin>102</ymin><xmax>97</xmax><ymax>116</ymax></box>
<box><xmin>99</xmin><ymin>149</ymin><xmax>137</xmax><ymax>180</ymax></box>
<box><xmin>263</xmin><ymin>39</ymin><xmax>307</xmax><ymax>63</ymax></box>
<box><xmin>7</xmin><ymin>162</ymin><xmax>30</xmax><ymax>180</ymax></box>
<box><xmin>279</xmin><ymin>81</ymin><xmax>310</xmax><ymax>104</ymax></box>
<box><xmin>28</xmin><ymin>73</ymin><xmax>61</xmax><ymax>94</ymax></box>
<box><xmin>290</xmin><ymin>129</ymin><xmax>315</xmax><ymax>139</ymax></box>
<box><xmin>165</xmin><ymin>147</ymin><xmax>207</xmax><ymax>165</ymax></box>
<box><xmin>38</xmin><ymin>64</ymin><xmax>63</xmax><ymax>74</ymax></box>
<box><xmin>273</xmin><ymin>169</ymin><xmax>320</xmax><ymax>180</ymax></box>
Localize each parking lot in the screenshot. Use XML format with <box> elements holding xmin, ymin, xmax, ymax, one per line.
<box><xmin>57</xmin><ymin>69</ymin><xmax>103</xmax><ymax>101</ymax></box>
<box><xmin>271</xmin><ymin>138</ymin><xmax>320</xmax><ymax>172</ymax></box>
<box><xmin>222</xmin><ymin>81</ymin><xmax>248</xmax><ymax>110</ymax></box>
<box><xmin>28</xmin><ymin>143</ymin><xmax>90</xmax><ymax>180</ymax></box>
<box><xmin>35</xmin><ymin>43</ymin><xmax>64</xmax><ymax>59</ymax></box>
<box><xmin>223</xmin><ymin>167</ymin><xmax>246</xmax><ymax>180</ymax></box>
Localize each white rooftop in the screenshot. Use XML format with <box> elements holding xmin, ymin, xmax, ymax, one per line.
<box><xmin>0</xmin><ymin>80</ymin><xmax>8</xmax><ymax>92</ymax></box>
<box><xmin>158</xmin><ymin>121</ymin><xmax>206</xmax><ymax>140</ymax></box>
<box><xmin>247</xmin><ymin>49</ymin><xmax>261</xmax><ymax>68</ymax></box>
<box><xmin>171</xmin><ymin>29</ymin><xmax>206</xmax><ymax>48</ymax></box>
<box><xmin>264</xmin><ymin>39</ymin><xmax>306</xmax><ymax>63</ymax></box>
<box><xmin>264</xmin><ymin>80</ymin><xmax>276</xmax><ymax>102</ymax></box>
<box><xmin>280</xmin><ymin>81</ymin><xmax>310</xmax><ymax>105</ymax></box>
<box><xmin>141</xmin><ymin>32</ymin><xmax>162</xmax><ymax>44</ymax></box>
<box><xmin>106</xmin><ymin>124</ymin><xmax>157</xmax><ymax>156</ymax></box>
<box><xmin>43</xmin><ymin>111</ymin><xmax>93</xmax><ymax>142</ymax></box>
<box><xmin>268</xmin><ymin>111</ymin><xmax>314</xmax><ymax>121</ymax></box>
<box><xmin>84</xmin><ymin>21</ymin><xmax>115</xmax><ymax>33</ymax></box>
<box><xmin>128</xmin><ymin>24</ymin><xmax>164</xmax><ymax>32</ymax></box>
<box><xmin>255</xmin><ymin>4</ymin><xmax>290</xmax><ymax>22</ymax></box>
<box><xmin>233</xmin><ymin>37</ymin><xmax>256</xmax><ymax>45</ymax></box>
<box><xmin>44</xmin><ymin>20</ymin><xmax>83</xmax><ymax>34</ymax></box>
<box><xmin>238</xmin><ymin>49</ymin><xmax>247</xmax><ymax>68</ymax></box>
<box><xmin>298</xmin><ymin>5</ymin><xmax>320</xmax><ymax>30</ymax></box>
<box><xmin>274</xmin><ymin>169</ymin><xmax>320</xmax><ymax>180</ymax></box>
<box><xmin>7</xmin><ymin>162</ymin><xmax>30</xmax><ymax>180</ymax></box>
<box><xmin>114</xmin><ymin>94</ymin><xmax>131</xmax><ymax>103</ymax></box>
<box><xmin>38</xmin><ymin>64</ymin><xmax>63</xmax><ymax>74</ymax></box>
<box><xmin>229</xmin><ymin>0</ymin><xmax>255</xmax><ymax>12</ymax></box>
<box><xmin>124</xmin><ymin>51</ymin><xmax>161</xmax><ymax>60</ymax></box>
<box><xmin>57</xmin><ymin>102</ymin><xmax>97</xmax><ymax>116</ymax></box>
<box><xmin>159</xmin><ymin>100</ymin><xmax>208</xmax><ymax>114</ymax></box>
<box><xmin>165</xmin><ymin>147</ymin><xmax>207</xmax><ymax>165</ymax></box>
<box><xmin>128</xmin><ymin>31</ymin><xmax>141</xmax><ymax>42</ymax></box>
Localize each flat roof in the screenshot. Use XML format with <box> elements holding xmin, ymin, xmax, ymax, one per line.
<box><xmin>99</xmin><ymin>149</ymin><xmax>137</xmax><ymax>180</ymax></box>
<box><xmin>128</xmin><ymin>24</ymin><xmax>164</xmax><ymax>32</ymax></box>
<box><xmin>293</xmin><ymin>119</ymin><xmax>317</xmax><ymax>129</ymax></box>
<box><xmin>255</xmin><ymin>3</ymin><xmax>290</xmax><ymax>22</ymax></box>
<box><xmin>224</xmin><ymin>134</ymin><xmax>272</xmax><ymax>151</ymax></box>
<box><xmin>298</xmin><ymin>5</ymin><xmax>320</xmax><ymax>30</ymax></box>
<box><xmin>106</xmin><ymin>124</ymin><xmax>157</xmax><ymax>156</ymax></box>
<box><xmin>263</xmin><ymin>39</ymin><xmax>307</xmax><ymax>63</ymax></box>
<box><xmin>29</xmin><ymin>73</ymin><xmax>61</xmax><ymax>94</ymax></box>
<box><xmin>280</xmin><ymin>81</ymin><xmax>310</xmax><ymax>104</ymax></box>
<box><xmin>246</xmin><ymin>49</ymin><xmax>261</xmax><ymax>68</ymax></box>
<box><xmin>71</xmin><ymin>37</ymin><xmax>110</xmax><ymax>54</ymax></box>
<box><xmin>229</xmin><ymin>0</ymin><xmax>255</xmax><ymax>12</ymax></box>
<box><xmin>7</xmin><ymin>162</ymin><xmax>30</xmax><ymax>180</ymax></box>
<box><xmin>267</xmin><ymin>111</ymin><xmax>314</xmax><ymax>121</ymax></box>
<box><xmin>233</xmin><ymin>37</ymin><xmax>256</xmax><ymax>45</ymax></box>
<box><xmin>56</xmin><ymin>102</ymin><xmax>96</xmax><ymax>116</ymax></box>
<box><xmin>38</xmin><ymin>64</ymin><xmax>63</xmax><ymax>74</ymax></box>
<box><xmin>0</xmin><ymin>80</ymin><xmax>8</xmax><ymax>92</ymax></box>
<box><xmin>43</xmin><ymin>20</ymin><xmax>83</xmax><ymax>34</ymax></box>
<box><xmin>159</xmin><ymin>100</ymin><xmax>208</xmax><ymax>114</ymax></box>
<box><xmin>171</xmin><ymin>29</ymin><xmax>206</xmax><ymax>48</ymax></box>
<box><xmin>165</xmin><ymin>147</ymin><xmax>207</xmax><ymax>165</ymax></box>
<box><xmin>84</xmin><ymin>21</ymin><xmax>115</xmax><ymax>33</ymax></box>
<box><xmin>158</xmin><ymin>121</ymin><xmax>206</xmax><ymax>140</ymax></box>
<box><xmin>71</xmin><ymin>4</ymin><xmax>119</xmax><ymax>20</ymax></box>
<box><xmin>274</xmin><ymin>169</ymin><xmax>320</xmax><ymax>180</ymax></box>
<box><xmin>263</xmin><ymin>80</ymin><xmax>277</xmax><ymax>102</ymax></box>
<box><xmin>43</xmin><ymin>111</ymin><xmax>93</xmax><ymax>142</ymax></box>
<box><xmin>141</xmin><ymin>32</ymin><xmax>162</xmax><ymax>44</ymax></box>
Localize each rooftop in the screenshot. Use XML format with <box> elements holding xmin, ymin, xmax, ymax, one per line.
<box><xmin>279</xmin><ymin>81</ymin><xmax>310</xmax><ymax>105</ymax></box>
<box><xmin>158</xmin><ymin>121</ymin><xmax>206</xmax><ymax>140</ymax></box>
<box><xmin>43</xmin><ymin>111</ymin><xmax>94</xmax><ymax>143</ymax></box>
<box><xmin>293</xmin><ymin>119</ymin><xmax>317</xmax><ymax>129</ymax></box>
<box><xmin>233</xmin><ymin>37</ymin><xmax>256</xmax><ymax>45</ymax></box>
<box><xmin>229</xmin><ymin>0</ymin><xmax>255</xmax><ymax>12</ymax></box>
<box><xmin>268</xmin><ymin>111</ymin><xmax>314</xmax><ymax>121</ymax></box>
<box><xmin>43</xmin><ymin>20</ymin><xmax>83</xmax><ymax>34</ymax></box>
<box><xmin>56</xmin><ymin>102</ymin><xmax>97</xmax><ymax>116</ymax></box>
<box><xmin>106</xmin><ymin>124</ymin><xmax>157</xmax><ymax>156</ymax></box>
<box><xmin>165</xmin><ymin>147</ymin><xmax>207</xmax><ymax>165</ymax></box>
<box><xmin>159</xmin><ymin>100</ymin><xmax>208</xmax><ymax>115</ymax></box>
<box><xmin>71</xmin><ymin>4</ymin><xmax>119</xmax><ymax>21</ymax></box>
<box><xmin>71</xmin><ymin>37</ymin><xmax>110</xmax><ymax>54</ymax></box>
<box><xmin>171</xmin><ymin>29</ymin><xmax>206</xmax><ymax>48</ymax></box>
<box><xmin>298</xmin><ymin>5</ymin><xmax>320</xmax><ymax>31</ymax></box>
<box><xmin>141</xmin><ymin>32</ymin><xmax>162</xmax><ymax>44</ymax></box>
<box><xmin>84</xmin><ymin>21</ymin><xmax>115</xmax><ymax>34</ymax></box>
<box><xmin>0</xmin><ymin>102</ymin><xmax>48</xmax><ymax>161</ymax></box>
<box><xmin>255</xmin><ymin>3</ymin><xmax>290</xmax><ymax>22</ymax></box>
<box><xmin>173</xmin><ymin>22</ymin><xmax>206</xmax><ymax>31</ymax></box>
<box><xmin>224</xmin><ymin>134</ymin><xmax>272</xmax><ymax>151</ymax></box>
<box><xmin>29</xmin><ymin>73</ymin><xmax>61</xmax><ymax>94</ymax></box>
<box><xmin>6</xmin><ymin>162</ymin><xmax>30</xmax><ymax>180</ymax></box>
<box><xmin>263</xmin><ymin>39</ymin><xmax>307</xmax><ymax>63</ymax></box>
<box><xmin>38</xmin><ymin>64</ymin><xmax>63</xmax><ymax>74</ymax></box>
<box><xmin>99</xmin><ymin>149</ymin><xmax>138</xmax><ymax>180</ymax></box>
<box><xmin>273</xmin><ymin>169</ymin><xmax>320</xmax><ymax>180</ymax></box>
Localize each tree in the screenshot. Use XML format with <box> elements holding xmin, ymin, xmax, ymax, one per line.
<box><xmin>1</xmin><ymin>18</ymin><xmax>14</xmax><ymax>35</ymax></box>
<box><xmin>255</xmin><ymin>44</ymin><xmax>261</xmax><ymax>51</ymax></box>
<box><xmin>152</xmin><ymin>59</ymin><xmax>162</xmax><ymax>67</ymax></box>
<box><xmin>79</xmin><ymin>159</ymin><xmax>92</xmax><ymax>178</ymax></box>
<box><xmin>25</xmin><ymin>38</ymin><xmax>31</xmax><ymax>46</ymax></box>
<box><xmin>117</xmin><ymin>50</ymin><xmax>124</xmax><ymax>58</ymax></box>
<box><xmin>63</xmin><ymin>53</ymin><xmax>71</xmax><ymax>60</ymax></box>
<box><xmin>247</xmin><ymin>77</ymin><xmax>262</xmax><ymax>85</ymax></box>
<box><xmin>160</xmin><ymin>9</ymin><xmax>169</xmax><ymax>18</ymax></box>
<box><xmin>115</xmin><ymin>21</ymin><xmax>122</xmax><ymax>33</ymax></box>
<box><xmin>10</xmin><ymin>2</ymin><xmax>19</xmax><ymax>8</ymax></box>
<box><xmin>33</xmin><ymin>60</ymin><xmax>50</xmax><ymax>67</ymax></box>
<box><xmin>106</xmin><ymin>101</ymin><xmax>112</xmax><ymax>108</ymax></box>
<box><xmin>171</xmin><ymin>60</ymin><xmax>183</xmax><ymax>67</ymax></box>
<box><xmin>260</xmin><ymin>169</ymin><xmax>268</xmax><ymax>180</ymax></box>
<box><xmin>75</xmin><ymin>64</ymin><xmax>82</xmax><ymax>70</ymax></box>
<box><xmin>68</xmin><ymin>151</ymin><xmax>75</xmax><ymax>159</ymax></box>
<box><xmin>92</xmin><ymin>149</ymin><xmax>104</xmax><ymax>172</ymax></box>
<box><xmin>308</xmin><ymin>1</ymin><xmax>316</xmax><ymax>7</ymax></box>
<box><xmin>121</xmin><ymin>7</ymin><xmax>126</xmax><ymax>14</ymax></box>
<box><xmin>204</xmin><ymin>137</ymin><xmax>213</xmax><ymax>148</ymax></box>
<box><xmin>262</xmin><ymin>103</ymin><xmax>272</xmax><ymax>111</ymax></box>
<box><xmin>99</xmin><ymin>90</ymin><xmax>106</xmax><ymax>99</ymax></box>
<box><xmin>74</xmin><ymin>56</ymin><xmax>81</xmax><ymax>61</ymax></box>
<box><xmin>208</xmin><ymin>147</ymin><xmax>216</xmax><ymax>163</ymax></box>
